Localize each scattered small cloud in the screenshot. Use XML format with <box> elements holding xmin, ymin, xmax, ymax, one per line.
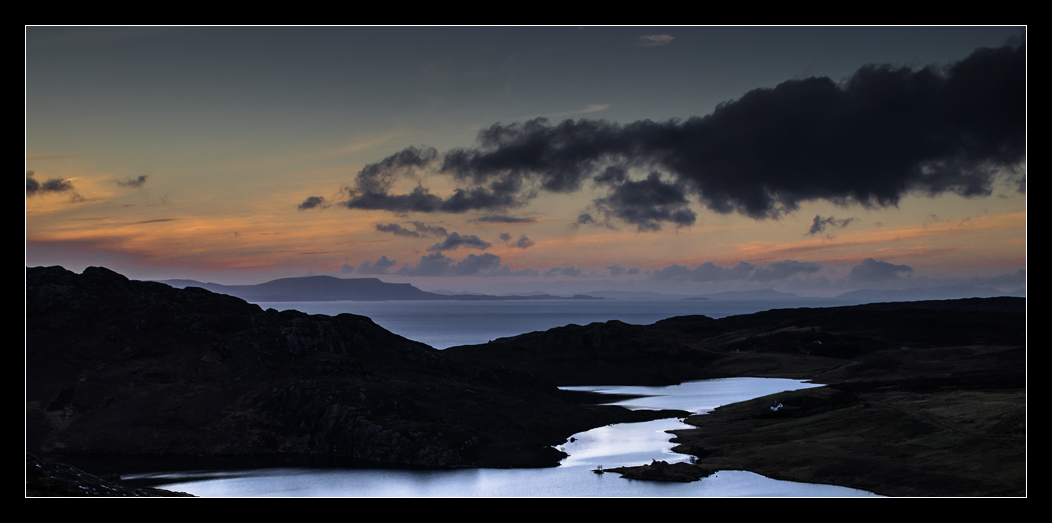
<box><xmin>411</xmin><ymin>221</ymin><xmax>449</xmax><ymax>237</ymax></box>
<box><xmin>807</xmin><ymin>215</ymin><xmax>857</xmax><ymax>236</ymax></box>
<box><xmin>426</xmin><ymin>232</ymin><xmax>492</xmax><ymax>252</ymax></box>
<box><xmin>376</xmin><ymin>223</ymin><xmax>420</xmax><ymax>237</ymax></box>
<box><xmin>375</xmin><ymin>222</ymin><xmax>450</xmax><ymax>238</ymax></box>
<box><xmin>25</xmin><ymin>170</ymin><xmax>82</xmax><ymax>202</ymax></box>
<box><xmin>356</xmin><ymin>255</ymin><xmax>398</xmax><ymax>275</ymax></box>
<box><xmin>513</xmin><ymin>235</ymin><xmax>534</xmax><ymax>249</ymax></box>
<box><xmin>392</xmin><ymin>251</ymin><xmax>537</xmax><ymax>277</ymax></box>
<box><xmin>298</xmin><ymin>195</ymin><xmax>328</xmax><ymax>210</ymax></box>
<box><xmin>543</xmin><ymin>266</ymin><xmax>583</xmax><ymax>278</ymax></box>
<box><xmin>848</xmin><ymin>258</ymin><xmax>914</xmax><ymax>282</ymax></box>
<box><xmin>116</xmin><ymin>175</ymin><xmax>148</xmax><ymax>188</ymax></box>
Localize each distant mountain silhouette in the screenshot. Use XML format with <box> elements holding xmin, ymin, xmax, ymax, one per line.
<box><xmin>160</xmin><ymin>275</ymin><xmax>602</xmax><ymax>302</ymax></box>
<box><xmin>834</xmin><ymin>285</ymin><xmax>1025</xmax><ymax>302</ymax></box>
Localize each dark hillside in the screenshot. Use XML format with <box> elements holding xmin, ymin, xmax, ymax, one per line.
<box><xmin>25</xmin><ymin>266</ymin><xmax>678</xmax><ymax>477</ymax></box>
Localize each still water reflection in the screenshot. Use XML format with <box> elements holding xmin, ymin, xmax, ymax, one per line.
<box><xmin>136</xmin><ymin>378</ymin><xmax>880</xmax><ymax>497</ymax></box>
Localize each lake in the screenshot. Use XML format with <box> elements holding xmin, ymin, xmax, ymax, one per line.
<box><xmin>134</xmin><ymin>378</ymin><xmax>881</xmax><ymax>497</ymax></box>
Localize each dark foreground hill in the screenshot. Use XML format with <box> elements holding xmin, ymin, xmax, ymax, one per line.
<box><xmin>446</xmin><ymin>297</ymin><xmax>1026</xmax><ymax>496</ymax></box>
<box><xmin>25</xmin><ymin>265</ymin><xmax>1025</xmax><ymax>496</ymax></box>
<box><xmin>25</xmin><ymin>265</ymin><xmax>677</xmax><ymax>493</ymax></box>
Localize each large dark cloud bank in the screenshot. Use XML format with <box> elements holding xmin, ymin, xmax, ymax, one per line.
<box><xmin>304</xmin><ymin>43</ymin><xmax>1024</xmax><ymax>231</ymax></box>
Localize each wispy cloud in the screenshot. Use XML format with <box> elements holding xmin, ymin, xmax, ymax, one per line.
<box><xmin>475</xmin><ymin>214</ymin><xmax>537</xmax><ymax>224</ymax></box>
<box><xmin>541</xmin><ymin>104</ymin><xmax>612</xmax><ymax>119</ymax></box>
<box><xmin>638</xmin><ymin>35</ymin><xmax>674</xmax><ymax>47</ymax></box>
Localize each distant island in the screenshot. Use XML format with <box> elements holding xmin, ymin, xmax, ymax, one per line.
<box><xmin>158</xmin><ymin>275</ymin><xmax>1024</xmax><ymax>304</ymax></box>
<box><xmin>160</xmin><ymin>275</ymin><xmax>602</xmax><ymax>302</ymax></box>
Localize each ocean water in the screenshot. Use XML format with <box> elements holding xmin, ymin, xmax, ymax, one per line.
<box><xmin>251</xmin><ymin>298</ymin><xmax>848</xmax><ymax>349</ymax></box>
<box><xmin>137</xmin><ymin>378</ymin><xmax>881</xmax><ymax>497</ymax></box>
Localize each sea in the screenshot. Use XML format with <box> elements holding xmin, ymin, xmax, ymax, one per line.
<box><xmin>248</xmin><ymin>297</ymin><xmax>863</xmax><ymax>349</ymax></box>
<box><xmin>128</xmin><ymin>298</ymin><xmax>882</xmax><ymax>497</ymax></box>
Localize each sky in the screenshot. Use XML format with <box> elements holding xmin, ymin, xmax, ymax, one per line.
<box><xmin>25</xmin><ymin>26</ymin><xmax>1026</xmax><ymax>297</ymax></box>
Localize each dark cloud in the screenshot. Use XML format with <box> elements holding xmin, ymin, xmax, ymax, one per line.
<box><xmin>343</xmin><ymin>145</ymin><xmax>524</xmax><ymax>214</ymax></box>
<box><xmin>375</xmin><ymin>223</ymin><xmax>420</xmax><ymax>237</ymax></box>
<box><xmin>333</xmin><ymin>44</ymin><xmax>1023</xmax><ymax>226</ymax></box>
<box><xmin>116</xmin><ymin>175</ymin><xmax>148</xmax><ymax>188</ymax></box>
<box><xmin>426</xmin><ymin>232</ymin><xmax>492</xmax><ymax>252</ymax></box>
<box><xmin>26</xmin><ymin>170</ymin><xmax>79</xmax><ymax>201</ymax></box>
<box><xmin>572</xmin><ymin>213</ymin><xmax>597</xmax><ymax>230</ymax></box>
<box><xmin>626</xmin><ymin>267</ymin><xmax>640</xmax><ymax>275</ymax></box>
<box><xmin>807</xmin><ymin>215</ymin><xmax>857</xmax><ymax>236</ymax></box>
<box><xmin>340</xmin><ymin>263</ymin><xmax>355</xmax><ymax>274</ymax></box>
<box><xmin>25</xmin><ymin>171</ymin><xmax>39</xmax><ymax>195</ymax></box>
<box><xmin>848</xmin><ymin>258</ymin><xmax>915</xmax><ymax>282</ymax></box>
<box><xmin>298</xmin><ymin>196</ymin><xmax>328</xmax><ymax>210</ymax></box>
<box><xmin>344</xmin><ymin>186</ymin><xmax>520</xmax><ymax>214</ymax></box>
<box><xmin>355</xmin><ymin>145</ymin><xmax>439</xmax><ymax>194</ymax></box>
<box><xmin>594</xmin><ymin>172</ymin><xmax>696</xmax><ymax>231</ymax></box>
<box><xmin>593</xmin><ymin>165</ymin><xmax>628</xmax><ymax>185</ymax></box>
<box><xmin>476</xmin><ymin>214</ymin><xmax>537</xmax><ymax>223</ymax></box>
<box><xmin>410</xmin><ymin>221</ymin><xmax>449</xmax><ymax>237</ymax></box>
<box><xmin>498</xmin><ymin>232</ymin><xmax>512</xmax><ymax>242</ymax></box>
<box><xmin>513</xmin><ymin>235</ymin><xmax>534</xmax><ymax>249</ymax></box>
<box><xmin>356</xmin><ymin>255</ymin><xmax>398</xmax><ymax>275</ymax></box>
<box><xmin>607</xmin><ymin>264</ymin><xmax>626</xmax><ymax>277</ymax></box>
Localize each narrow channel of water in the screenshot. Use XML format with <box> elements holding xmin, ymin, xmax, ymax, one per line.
<box><xmin>134</xmin><ymin>378</ymin><xmax>881</xmax><ymax>497</ymax></box>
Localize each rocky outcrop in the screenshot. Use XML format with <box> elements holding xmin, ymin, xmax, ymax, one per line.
<box><xmin>26</xmin><ymin>453</ymin><xmax>193</xmax><ymax>497</ymax></box>
<box><xmin>606</xmin><ymin>460</ymin><xmax>716</xmax><ymax>483</ymax></box>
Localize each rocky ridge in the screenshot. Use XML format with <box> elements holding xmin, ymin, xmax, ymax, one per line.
<box><xmin>25</xmin><ymin>265</ymin><xmax>680</xmax><ymax>481</ymax></box>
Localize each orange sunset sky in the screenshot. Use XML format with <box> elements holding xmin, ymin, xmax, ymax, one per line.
<box><xmin>26</xmin><ymin>27</ymin><xmax>1025</xmax><ymax>297</ymax></box>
